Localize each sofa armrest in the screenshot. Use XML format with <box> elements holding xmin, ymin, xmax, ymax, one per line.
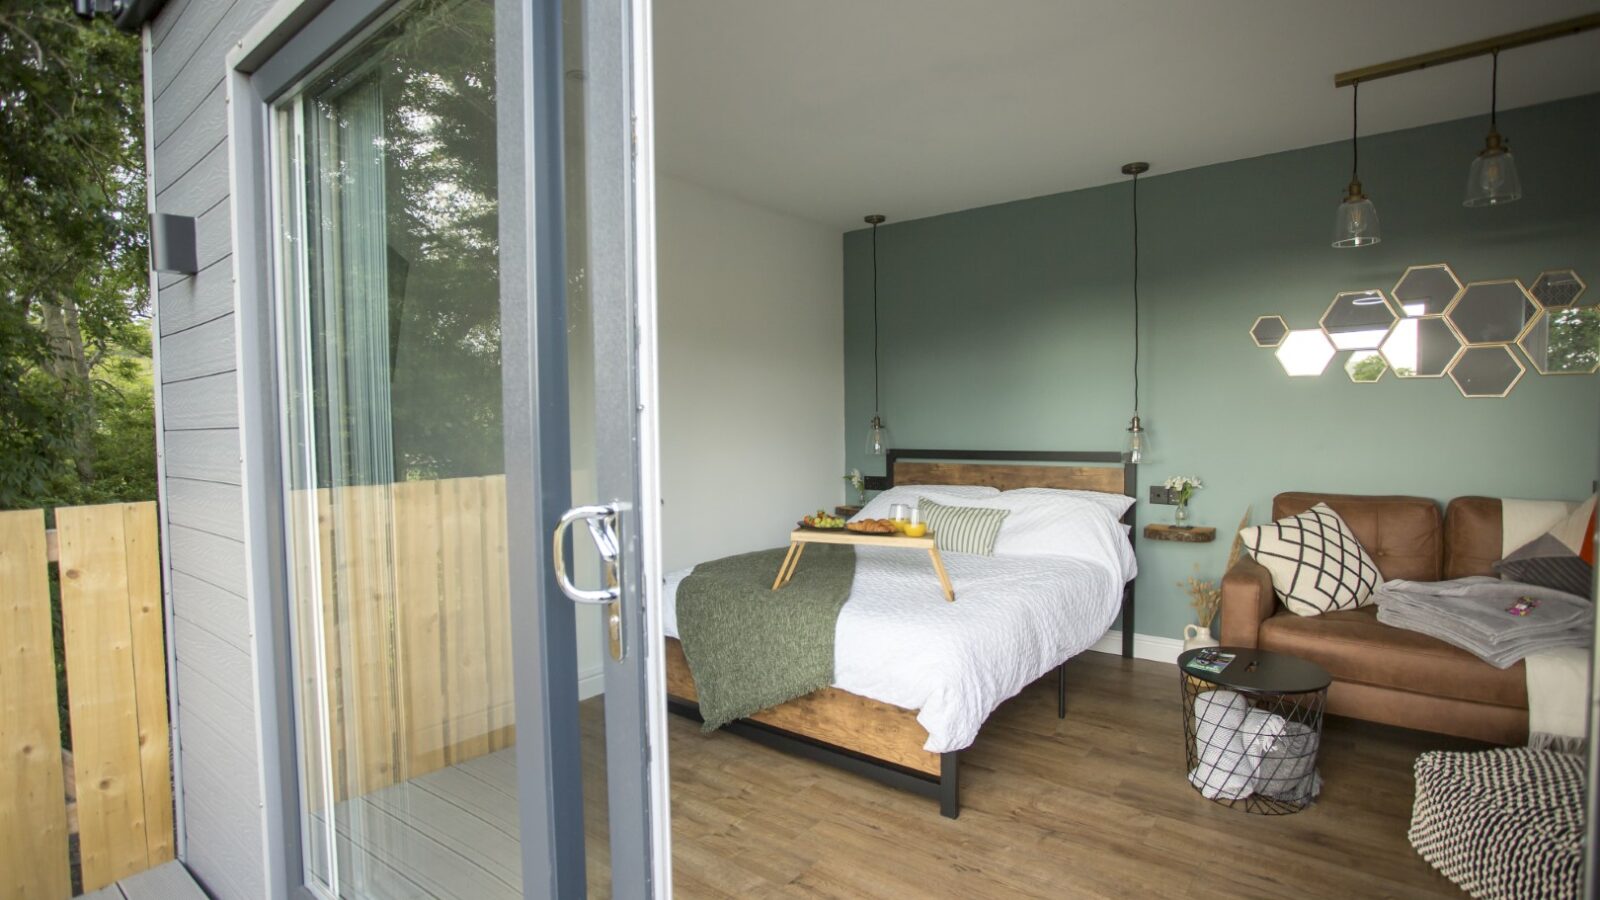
<box><xmin>1219</xmin><ymin>557</ymin><xmax>1277</xmax><ymax>648</ymax></box>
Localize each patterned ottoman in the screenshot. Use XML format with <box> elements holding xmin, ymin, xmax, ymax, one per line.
<box><xmin>1410</xmin><ymin>748</ymin><xmax>1585</xmax><ymax>900</ymax></box>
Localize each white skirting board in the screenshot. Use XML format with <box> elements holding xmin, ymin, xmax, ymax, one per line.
<box><xmin>1088</xmin><ymin>630</ymin><xmax>1186</xmax><ymax>664</ymax></box>
<box><xmin>579</xmin><ymin>665</ymin><xmax>606</xmax><ymax>700</ymax></box>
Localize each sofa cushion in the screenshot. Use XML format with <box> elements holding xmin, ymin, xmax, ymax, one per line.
<box><xmin>1241</xmin><ymin>504</ymin><xmax>1381</xmax><ymax>616</ymax></box>
<box><xmin>1273</xmin><ymin>493</ymin><xmax>1442</xmax><ymax>581</ymax></box>
<box><xmin>1257</xmin><ymin>606</ymin><xmax>1527</xmax><ymax>708</ymax></box>
<box><xmin>1445</xmin><ymin>496</ymin><xmax>1503</xmax><ymax>579</ymax></box>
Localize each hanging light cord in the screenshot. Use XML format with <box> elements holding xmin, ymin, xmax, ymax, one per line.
<box><xmin>1489</xmin><ymin>50</ymin><xmax>1499</xmax><ymax>130</ymax></box>
<box><xmin>871</xmin><ymin>221</ymin><xmax>881</xmax><ymax>414</ymax></box>
<box><xmin>1131</xmin><ymin>171</ymin><xmax>1140</xmax><ymax>418</ymax></box>
<box><xmin>1350</xmin><ymin>81</ymin><xmax>1360</xmax><ymax>181</ymax></box>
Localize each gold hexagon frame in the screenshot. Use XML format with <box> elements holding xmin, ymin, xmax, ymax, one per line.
<box><xmin>1448</xmin><ymin>344</ymin><xmax>1526</xmax><ymax>398</ymax></box>
<box><xmin>1249</xmin><ymin>315</ymin><xmax>1290</xmax><ymax>348</ymax></box>
<box><xmin>1380</xmin><ymin>315</ymin><xmax>1463</xmax><ymax>379</ymax></box>
<box><xmin>1391</xmin><ymin>264</ymin><xmax>1463</xmax><ymax>317</ymax></box>
<box><xmin>1344</xmin><ymin>350</ymin><xmax>1388</xmax><ymax>384</ymax></box>
<box><xmin>1516</xmin><ymin>306</ymin><xmax>1600</xmax><ymax>376</ymax></box>
<box><xmin>1529</xmin><ymin>269</ymin><xmax>1588</xmax><ymax>309</ymax></box>
<box><xmin>1320</xmin><ymin>290</ymin><xmax>1397</xmax><ymax>351</ymax></box>
<box><xmin>1275</xmin><ymin>329</ymin><xmax>1336</xmax><ymax>377</ymax></box>
<box><xmin>1446</xmin><ymin>279</ymin><xmax>1539</xmax><ymax>345</ymax></box>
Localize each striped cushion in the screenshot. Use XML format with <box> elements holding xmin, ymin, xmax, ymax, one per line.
<box><xmin>918</xmin><ymin>499</ymin><xmax>1009</xmax><ymax>556</ymax></box>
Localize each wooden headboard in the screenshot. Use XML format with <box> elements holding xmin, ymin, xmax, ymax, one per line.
<box><xmin>885</xmin><ymin>448</ymin><xmax>1134</xmax><ymax>503</ymax></box>
<box><xmin>883</xmin><ymin>449</ymin><xmax>1138</xmax><ymax>658</ymax></box>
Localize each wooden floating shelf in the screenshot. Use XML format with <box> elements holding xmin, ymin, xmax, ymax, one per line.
<box><xmin>1144</xmin><ymin>523</ymin><xmax>1217</xmax><ymax>543</ymax></box>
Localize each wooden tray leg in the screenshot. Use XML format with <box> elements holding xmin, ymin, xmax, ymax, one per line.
<box><xmin>927</xmin><ymin>547</ymin><xmax>954</xmax><ymax>602</ymax></box>
<box><xmin>772</xmin><ymin>541</ymin><xmax>805</xmax><ymax>589</ymax></box>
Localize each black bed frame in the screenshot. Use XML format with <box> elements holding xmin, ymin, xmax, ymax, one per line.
<box><xmin>667</xmin><ymin>449</ymin><xmax>1137</xmax><ymax>818</ymax></box>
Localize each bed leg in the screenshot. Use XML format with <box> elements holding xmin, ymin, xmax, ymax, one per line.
<box><xmin>939</xmin><ymin>752</ymin><xmax>960</xmax><ymax>819</ymax></box>
<box><xmin>1057</xmin><ymin>664</ymin><xmax>1066</xmax><ymax>719</ymax></box>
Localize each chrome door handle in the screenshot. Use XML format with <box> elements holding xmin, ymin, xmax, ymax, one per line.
<box><xmin>553</xmin><ymin>503</ymin><xmax>627</xmax><ymax>660</ymax></box>
<box><xmin>553</xmin><ymin>504</ymin><xmax>621</xmax><ymax>604</ymax></box>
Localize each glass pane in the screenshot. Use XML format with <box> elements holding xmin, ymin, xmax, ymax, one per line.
<box><xmin>274</xmin><ymin>2</ymin><xmax>526</xmax><ymax>897</ymax></box>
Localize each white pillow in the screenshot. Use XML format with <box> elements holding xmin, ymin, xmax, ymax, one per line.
<box><xmin>988</xmin><ymin>492</ymin><xmax>1138</xmax><ymax>581</ymax></box>
<box><xmin>852</xmin><ymin>484</ymin><xmax>1000</xmax><ymax>522</ymax></box>
<box><xmin>1003</xmin><ymin>486</ymin><xmax>1136</xmax><ymax>518</ymax></box>
<box><xmin>1240</xmin><ymin>503</ymin><xmax>1381</xmax><ymax>616</ymax></box>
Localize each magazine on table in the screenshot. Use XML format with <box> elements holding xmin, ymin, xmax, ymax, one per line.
<box><xmin>1185</xmin><ymin>648</ymin><xmax>1236</xmax><ymax>675</ymax></box>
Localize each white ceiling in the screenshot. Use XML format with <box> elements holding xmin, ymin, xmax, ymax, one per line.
<box><xmin>653</xmin><ymin>1</ymin><xmax>1600</xmax><ymax>230</ymax></box>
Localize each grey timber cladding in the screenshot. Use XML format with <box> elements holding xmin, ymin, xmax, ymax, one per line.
<box><xmin>148</xmin><ymin>0</ymin><xmax>283</xmax><ymax>896</ymax></box>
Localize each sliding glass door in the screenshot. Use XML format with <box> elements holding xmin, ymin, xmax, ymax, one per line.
<box><xmin>258</xmin><ymin>0</ymin><xmax>666</xmax><ymax>896</ymax></box>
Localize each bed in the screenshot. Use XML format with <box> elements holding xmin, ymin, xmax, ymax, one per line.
<box><xmin>661</xmin><ymin>449</ymin><xmax>1138</xmax><ymax>817</ymax></box>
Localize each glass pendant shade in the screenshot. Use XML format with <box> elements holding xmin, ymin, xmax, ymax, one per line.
<box><xmin>1123</xmin><ymin>415</ymin><xmax>1150</xmax><ymax>464</ymax></box>
<box><xmin>866</xmin><ymin>414</ymin><xmax>889</xmax><ymax>456</ymax></box>
<box><xmin>1463</xmin><ymin>131</ymin><xmax>1522</xmax><ymax>206</ymax></box>
<box><xmin>1332</xmin><ymin>180</ymin><xmax>1380</xmax><ymax>248</ymax></box>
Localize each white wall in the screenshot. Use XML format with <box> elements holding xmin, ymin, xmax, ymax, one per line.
<box><xmin>657</xmin><ymin>175</ymin><xmax>845</xmax><ymax>573</ymax></box>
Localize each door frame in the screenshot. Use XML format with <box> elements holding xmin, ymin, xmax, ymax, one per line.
<box><xmin>225</xmin><ymin>0</ymin><xmax>598</xmax><ymax>895</ymax></box>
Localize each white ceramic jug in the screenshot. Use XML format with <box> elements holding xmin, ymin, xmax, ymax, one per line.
<box><xmin>1183</xmin><ymin>624</ymin><xmax>1219</xmax><ymax>653</ymax></box>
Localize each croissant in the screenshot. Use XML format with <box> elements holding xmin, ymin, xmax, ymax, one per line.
<box><xmin>846</xmin><ymin>519</ymin><xmax>898</xmax><ymax>534</ymax></box>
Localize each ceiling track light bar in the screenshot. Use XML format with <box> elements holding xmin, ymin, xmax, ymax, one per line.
<box><xmin>1333</xmin><ymin>13</ymin><xmax>1600</xmax><ymax>87</ymax></box>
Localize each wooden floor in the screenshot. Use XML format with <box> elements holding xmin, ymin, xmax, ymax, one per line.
<box><xmin>333</xmin><ymin>651</ymin><xmax>1481</xmax><ymax>899</ymax></box>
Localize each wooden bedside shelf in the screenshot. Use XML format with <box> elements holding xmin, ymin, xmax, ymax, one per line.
<box><xmin>1144</xmin><ymin>523</ymin><xmax>1216</xmax><ymax>543</ymax></box>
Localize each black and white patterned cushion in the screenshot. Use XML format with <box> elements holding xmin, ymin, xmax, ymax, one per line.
<box><xmin>1410</xmin><ymin>748</ymin><xmax>1584</xmax><ymax>900</ymax></box>
<box><xmin>1239</xmin><ymin>503</ymin><xmax>1381</xmax><ymax>616</ymax></box>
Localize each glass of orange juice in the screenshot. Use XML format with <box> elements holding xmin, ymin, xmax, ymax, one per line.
<box><xmin>888</xmin><ymin>503</ymin><xmax>910</xmax><ymax>532</ymax></box>
<box><xmin>903</xmin><ymin>508</ymin><xmax>927</xmax><ymax>537</ymax></box>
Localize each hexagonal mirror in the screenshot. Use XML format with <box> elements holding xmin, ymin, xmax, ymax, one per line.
<box><xmin>1250</xmin><ymin>315</ymin><xmax>1289</xmax><ymax>348</ymax></box>
<box><xmin>1345</xmin><ymin>350</ymin><xmax>1387</xmax><ymax>383</ymax></box>
<box><xmin>1275</xmin><ymin>329</ymin><xmax>1335</xmax><ymax>377</ymax></box>
<box><xmin>1321</xmin><ymin>290</ymin><xmax>1397</xmax><ymax>350</ymax></box>
<box><xmin>1518</xmin><ymin>306</ymin><xmax>1600</xmax><ymax>375</ymax></box>
<box><xmin>1449</xmin><ymin>345</ymin><xmax>1526</xmax><ymax>398</ymax></box>
<box><xmin>1529</xmin><ymin>270</ymin><xmax>1588</xmax><ymax>309</ymax></box>
<box><xmin>1448</xmin><ymin>280</ymin><xmax>1537</xmax><ymax>344</ymax></box>
<box><xmin>1380</xmin><ymin>316</ymin><xmax>1463</xmax><ymax>378</ymax></box>
<box><xmin>1392</xmin><ymin>264</ymin><xmax>1462</xmax><ymax>317</ymax></box>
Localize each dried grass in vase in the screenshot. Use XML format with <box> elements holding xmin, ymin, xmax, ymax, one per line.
<box><xmin>1180</xmin><ymin>507</ymin><xmax>1253</xmax><ymax>631</ymax></box>
<box><xmin>1180</xmin><ymin>567</ymin><xmax>1222</xmax><ymax>630</ymax></box>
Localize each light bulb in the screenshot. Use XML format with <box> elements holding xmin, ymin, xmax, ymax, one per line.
<box><xmin>1123</xmin><ymin>415</ymin><xmax>1150</xmax><ymax>464</ymax></box>
<box><xmin>866</xmin><ymin>414</ymin><xmax>888</xmax><ymax>456</ymax></box>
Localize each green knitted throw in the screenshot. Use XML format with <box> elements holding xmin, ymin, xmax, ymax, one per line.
<box><xmin>676</xmin><ymin>543</ymin><xmax>856</xmax><ymax>732</ymax></box>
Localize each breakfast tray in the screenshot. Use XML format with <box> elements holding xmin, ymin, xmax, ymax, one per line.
<box><xmin>773</xmin><ymin>528</ymin><xmax>953</xmax><ymax>602</ymax></box>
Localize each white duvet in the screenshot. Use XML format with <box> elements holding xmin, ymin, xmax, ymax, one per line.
<box><xmin>661</xmin><ymin>491</ymin><xmax>1136</xmax><ymax>753</ymax></box>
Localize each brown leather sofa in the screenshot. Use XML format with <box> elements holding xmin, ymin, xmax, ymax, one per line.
<box><xmin>1220</xmin><ymin>492</ymin><xmax>1525</xmax><ymax>745</ymax></box>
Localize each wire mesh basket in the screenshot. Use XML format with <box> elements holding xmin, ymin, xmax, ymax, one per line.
<box><xmin>1180</xmin><ymin>669</ymin><xmax>1327</xmax><ymax>814</ymax></box>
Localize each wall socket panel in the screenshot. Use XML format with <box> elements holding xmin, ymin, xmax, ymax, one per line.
<box><xmin>1149</xmin><ymin>485</ymin><xmax>1176</xmax><ymax>505</ymax></box>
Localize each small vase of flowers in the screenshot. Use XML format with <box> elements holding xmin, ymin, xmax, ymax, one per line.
<box><xmin>844</xmin><ymin>468</ymin><xmax>867</xmax><ymax>506</ymax></box>
<box><xmin>1164</xmin><ymin>475</ymin><xmax>1202</xmax><ymax>528</ymax></box>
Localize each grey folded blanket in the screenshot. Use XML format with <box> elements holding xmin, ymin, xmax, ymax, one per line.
<box><xmin>675</xmin><ymin>544</ymin><xmax>856</xmax><ymax>731</ymax></box>
<box><xmin>1373</xmin><ymin>577</ymin><xmax>1593</xmax><ymax>669</ymax></box>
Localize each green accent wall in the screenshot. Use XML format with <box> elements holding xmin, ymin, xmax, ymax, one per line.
<box><xmin>843</xmin><ymin>93</ymin><xmax>1600</xmax><ymax>642</ymax></box>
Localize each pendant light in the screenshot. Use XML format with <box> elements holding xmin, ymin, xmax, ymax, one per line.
<box><xmin>1121</xmin><ymin>162</ymin><xmax>1151</xmax><ymax>464</ymax></box>
<box><xmin>1463</xmin><ymin>50</ymin><xmax>1522</xmax><ymax>207</ymax></box>
<box><xmin>865</xmin><ymin>214</ymin><xmax>890</xmax><ymax>456</ymax></box>
<box><xmin>1332</xmin><ymin>82</ymin><xmax>1380</xmax><ymax>248</ymax></box>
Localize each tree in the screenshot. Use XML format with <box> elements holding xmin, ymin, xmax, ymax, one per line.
<box><xmin>0</xmin><ymin>0</ymin><xmax>150</xmax><ymax>508</ymax></box>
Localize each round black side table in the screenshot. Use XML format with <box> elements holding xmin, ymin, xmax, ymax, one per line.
<box><xmin>1178</xmin><ymin>646</ymin><xmax>1331</xmax><ymax>815</ymax></box>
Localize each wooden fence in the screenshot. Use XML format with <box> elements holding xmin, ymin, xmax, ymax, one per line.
<box><xmin>0</xmin><ymin>479</ymin><xmax>520</xmax><ymax>897</ymax></box>
<box><xmin>296</xmin><ymin>474</ymin><xmax>516</xmax><ymax>806</ymax></box>
<box><xmin>0</xmin><ymin>502</ymin><xmax>172</xmax><ymax>899</ymax></box>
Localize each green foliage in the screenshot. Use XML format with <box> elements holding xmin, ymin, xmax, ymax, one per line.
<box><xmin>1544</xmin><ymin>307</ymin><xmax>1600</xmax><ymax>373</ymax></box>
<box><xmin>1349</xmin><ymin>353</ymin><xmax>1388</xmax><ymax>382</ymax></box>
<box><xmin>0</xmin><ymin>0</ymin><xmax>152</xmax><ymax>510</ymax></box>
